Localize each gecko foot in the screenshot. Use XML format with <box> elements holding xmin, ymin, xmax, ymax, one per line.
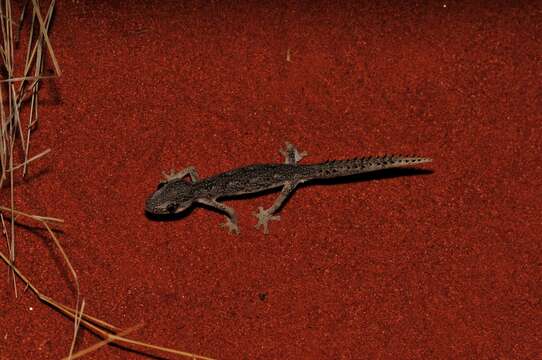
<box><xmin>162</xmin><ymin>166</ymin><xmax>198</xmax><ymax>183</ymax></box>
<box><xmin>219</xmin><ymin>217</ymin><xmax>240</xmax><ymax>235</ymax></box>
<box><xmin>162</xmin><ymin>168</ymin><xmax>179</xmax><ymax>182</ymax></box>
<box><xmin>254</xmin><ymin>207</ymin><xmax>281</xmax><ymax>234</ymax></box>
<box><xmin>280</xmin><ymin>142</ymin><xmax>308</xmax><ymax>164</ymax></box>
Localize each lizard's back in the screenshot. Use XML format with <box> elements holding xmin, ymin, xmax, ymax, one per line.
<box><xmin>196</xmin><ymin>164</ymin><xmax>309</xmax><ymax>197</ymax></box>
<box><xmin>193</xmin><ymin>155</ymin><xmax>431</xmax><ymax>199</ymax></box>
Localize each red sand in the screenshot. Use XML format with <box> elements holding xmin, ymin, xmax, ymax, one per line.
<box><xmin>1</xmin><ymin>1</ymin><xmax>540</xmax><ymax>359</ymax></box>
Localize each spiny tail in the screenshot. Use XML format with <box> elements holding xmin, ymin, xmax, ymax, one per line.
<box><xmin>308</xmin><ymin>155</ymin><xmax>432</xmax><ymax>179</ymax></box>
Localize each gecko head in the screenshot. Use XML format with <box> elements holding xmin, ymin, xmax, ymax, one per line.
<box><xmin>145</xmin><ymin>179</ymin><xmax>194</xmax><ymax>215</ymax></box>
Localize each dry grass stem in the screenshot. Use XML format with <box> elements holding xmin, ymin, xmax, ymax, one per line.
<box><xmin>63</xmin><ymin>323</ymin><xmax>144</xmax><ymax>360</ymax></box>
<box><xmin>7</xmin><ymin>147</ymin><xmax>49</xmax><ymax>171</ymax></box>
<box><xmin>29</xmin><ymin>0</ymin><xmax>59</xmax><ymax>76</ymax></box>
<box><xmin>0</xmin><ymin>205</ymin><xmax>63</xmax><ymax>223</ymax></box>
<box><xmin>1</xmin><ymin>1</ymin><xmax>213</xmax><ymax>358</ymax></box>
<box><xmin>42</xmin><ymin>220</ymin><xmax>84</xmax><ymax>360</ymax></box>
<box><xmin>0</xmin><ymin>74</ymin><xmax>54</xmax><ymax>83</ymax></box>
<box><xmin>0</xmin><ymin>250</ymin><xmax>214</xmax><ymax>359</ymax></box>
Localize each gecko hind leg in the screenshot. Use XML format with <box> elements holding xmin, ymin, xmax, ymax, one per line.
<box><xmin>162</xmin><ymin>166</ymin><xmax>199</xmax><ymax>183</ymax></box>
<box><xmin>196</xmin><ymin>198</ymin><xmax>240</xmax><ymax>235</ymax></box>
<box><xmin>254</xmin><ymin>181</ymin><xmax>300</xmax><ymax>234</ymax></box>
<box><xmin>279</xmin><ymin>142</ymin><xmax>308</xmax><ymax>164</ymax></box>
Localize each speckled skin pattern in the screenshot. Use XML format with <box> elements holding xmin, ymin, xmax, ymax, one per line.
<box><xmin>145</xmin><ymin>143</ymin><xmax>431</xmax><ymax>234</ymax></box>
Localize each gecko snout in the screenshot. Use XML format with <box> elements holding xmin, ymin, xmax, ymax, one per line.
<box><xmin>145</xmin><ymin>196</ymin><xmax>193</xmax><ymax>215</ymax></box>
<box><xmin>145</xmin><ymin>179</ymin><xmax>195</xmax><ymax>215</ymax></box>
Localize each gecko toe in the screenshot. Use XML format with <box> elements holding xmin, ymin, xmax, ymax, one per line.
<box><xmin>220</xmin><ymin>217</ymin><xmax>240</xmax><ymax>235</ymax></box>
<box><xmin>254</xmin><ymin>207</ymin><xmax>281</xmax><ymax>234</ymax></box>
<box><xmin>162</xmin><ymin>168</ymin><xmax>177</xmax><ymax>181</ymax></box>
<box><xmin>280</xmin><ymin>142</ymin><xmax>308</xmax><ymax>164</ymax></box>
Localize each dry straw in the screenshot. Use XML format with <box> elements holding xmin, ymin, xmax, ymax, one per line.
<box><xmin>0</xmin><ymin>1</ymin><xmax>213</xmax><ymax>358</ymax></box>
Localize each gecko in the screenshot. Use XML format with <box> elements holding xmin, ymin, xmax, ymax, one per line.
<box><xmin>145</xmin><ymin>142</ymin><xmax>432</xmax><ymax>234</ymax></box>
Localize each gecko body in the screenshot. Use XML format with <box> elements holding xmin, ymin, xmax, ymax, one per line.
<box><xmin>145</xmin><ymin>143</ymin><xmax>432</xmax><ymax>234</ymax></box>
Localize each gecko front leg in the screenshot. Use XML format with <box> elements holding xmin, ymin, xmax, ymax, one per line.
<box><xmin>280</xmin><ymin>142</ymin><xmax>308</xmax><ymax>164</ymax></box>
<box><xmin>162</xmin><ymin>166</ymin><xmax>199</xmax><ymax>183</ymax></box>
<box><xmin>196</xmin><ymin>198</ymin><xmax>240</xmax><ymax>235</ymax></box>
<box><xmin>254</xmin><ymin>180</ymin><xmax>300</xmax><ymax>234</ymax></box>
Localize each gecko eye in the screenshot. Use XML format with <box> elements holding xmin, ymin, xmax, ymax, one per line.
<box><xmin>157</xmin><ymin>181</ymin><xmax>166</xmax><ymax>190</ymax></box>
<box><xmin>166</xmin><ymin>202</ymin><xmax>178</xmax><ymax>213</ymax></box>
